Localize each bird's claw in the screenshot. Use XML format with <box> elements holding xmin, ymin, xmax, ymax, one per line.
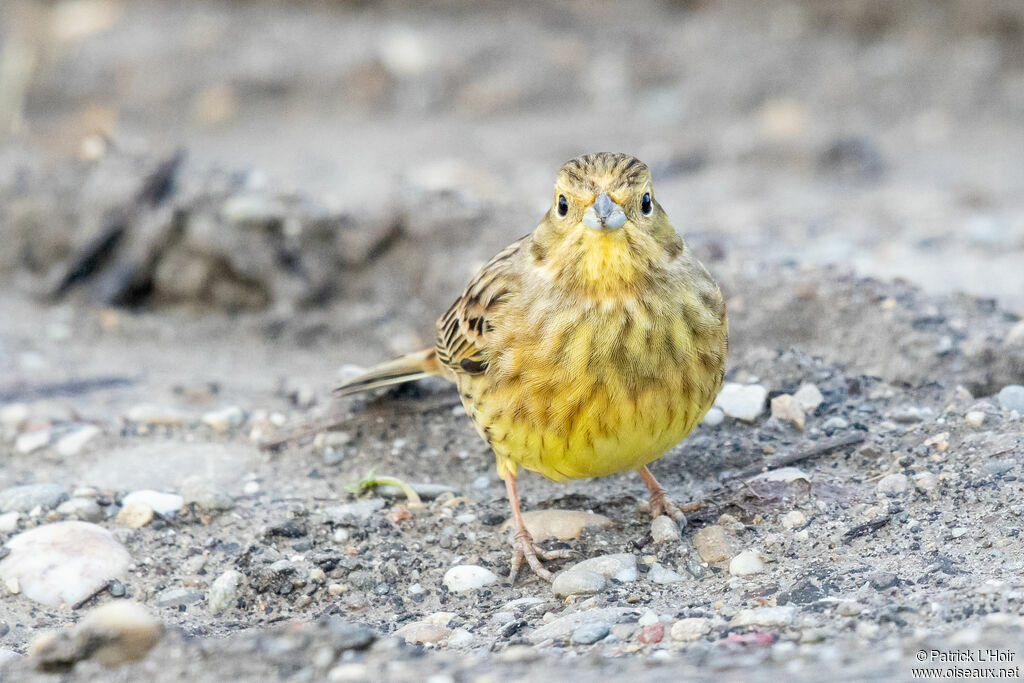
<box><xmin>508</xmin><ymin>529</ymin><xmax>570</xmax><ymax>584</ymax></box>
<box><xmin>649</xmin><ymin>489</ymin><xmax>687</xmax><ymax>523</ymax></box>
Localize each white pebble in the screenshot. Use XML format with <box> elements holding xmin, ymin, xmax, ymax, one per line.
<box><xmin>781</xmin><ymin>511</ymin><xmax>806</xmax><ymax>529</ymax></box>
<box><xmin>714</xmin><ymin>383</ymin><xmax>768</xmax><ymax>422</ymax></box>
<box><xmin>729</xmin><ymin>550</ymin><xmax>765</xmax><ymax>576</ymax></box>
<box><xmin>123</xmin><ymin>490</ymin><xmax>184</xmax><ymax>517</ymax></box>
<box><xmin>702</xmin><ymin>407</ymin><xmax>724</xmax><ymax>426</ymax></box>
<box><xmin>965</xmin><ymin>411</ymin><xmax>985</xmax><ymax>427</ymax></box>
<box><xmin>793</xmin><ymin>383</ymin><xmax>824</xmax><ymax>411</ymax></box>
<box><xmin>55</xmin><ymin>425</ymin><xmax>102</xmax><ymax>456</ymax></box>
<box><xmin>0</xmin><ymin>521</ymin><xmax>131</xmax><ymax>607</ymax></box>
<box><xmin>15</xmin><ymin>430</ymin><xmax>50</xmax><ymax>455</ymax></box>
<box><xmin>648</xmin><ymin>562</ymin><xmax>685</xmax><ymax>584</ymax></box>
<box><xmin>442</xmin><ymin>565</ymin><xmax>498</xmax><ymax>592</ymax></box>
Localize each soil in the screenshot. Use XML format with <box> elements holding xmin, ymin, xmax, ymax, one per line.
<box><xmin>1</xmin><ymin>1</ymin><xmax>1024</xmax><ymax>681</ymax></box>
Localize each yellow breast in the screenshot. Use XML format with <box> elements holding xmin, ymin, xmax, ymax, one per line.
<box><xmin>460</xmin><ymin>291</ymin><xmax>726</xmax><ymax>482</ymax></box>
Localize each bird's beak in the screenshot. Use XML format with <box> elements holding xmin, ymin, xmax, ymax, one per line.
<box><xmin>581</xmin><ymin>192</ymin><xmax>627</xmax><ymax>230</ymax></box>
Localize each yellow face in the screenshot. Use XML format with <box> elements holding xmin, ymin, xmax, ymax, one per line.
<box><xmin>549</xmin><ymin>153</ymin><xmax>659</xmax><ymax>236</ymax></box>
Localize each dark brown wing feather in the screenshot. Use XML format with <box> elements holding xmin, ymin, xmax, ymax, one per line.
<box><xmin>435</xmin><ymin>237</ymin><xmax>526</xmax><ymax>375</ymax></box>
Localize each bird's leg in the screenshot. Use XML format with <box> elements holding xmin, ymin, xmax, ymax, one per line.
<box><xmin>504</xmin><ymin>471</ymin><xmax>571</xmax><ymax>583</ymax></box>
<box><xmin>638</xmin><ymin>465</ymin><xmax>685</xmax><ymax>521</ymax></box>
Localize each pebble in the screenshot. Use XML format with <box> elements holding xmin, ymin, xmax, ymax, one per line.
<box><xmin>178</xmin><ymin>476</ymin><xmax>234</xmax><ymax>511</ymax></box>
<box><xmin>730</xmin><ymin>605</ymin><xmax>796</xmax><ymax>628</ymax></box>
<box><xmin>527</xmin><ymin>607</ymin><xmax>636</xmax><ymax>643</ymax></box>
<box><xmin>569</xmin><ymin>622</ymin><xmax>610</xmax><ymax>645</ymax></box>
<box><xmin>395</xmin><ymin>622</ymin><xmax>451</xmax><ymax>644</ymax></box>
<box><xmin>691</xmin><ymin>525</ymin><xmax>733</xmax><ymax>563</ymax></box>
<box><xmin>997</xmin><ymin>385</ymin><xmax>1024</xmax><ymax>413</ymax></box>
<box><xmin>0</xmin><ymin>403</ymin><xmax>29</xmax><ymax>427</ymax></box>
<box><xmin>15</xmin><ymin>430</ymin><xmax>51</xmax><ymax>454</ymax></box>
<box><xmin>29</xmin><ymin>601</ymin><xmax>162</xmax><ymax>671</ymax></box>
<box><xmin>125</xmin><ymin>405</ymin><xmax>191</xmax><ymax>426</ymax></box>
<box><xmin>123</xmin><ymin>490</ymin><xmax>184</xmax><ymax>517</ymax></box>
<box><xmin>729</xmin><ymin>550</ymin><xmax>765</xmax><ymax>576</ymax></box>
<box><xmin>0</xmin><ymin>484</ymin><xmax>68</xmax><ymax>513</ymax></box>
<box><xmin>770</xmin><ymin>394</ymin><xmax>805</xmax><ymax>429</ymax></box>
<box><xmin>794</xmin><ymin>383</ymin><xmax>824</xmax><ymax>412</ymax></box>
<box><xmin>376</xmin><ymin>482</ymin><xmax>458</xmax><ymax>500</ymax></box>
<box><xmin>749</xmin><ymin>467</ymin><xmax>811</xmax><ymax>485</ymax></box>
<box><xmin>322</xmin><ymin>499</ymin><xmax>385</xmax><ymax>522</ymax></box>
<box><xmin>822</xmin><ymin>416</ymin><xmax>850</xmax><ymax>431</ymax></box>
<box><xmin>0</xmin><ymin>521</ymin><xmax>130</xmax><ymax>607</ymax></box>
<box><xmin>55</xmin><ymin>498</ymin><xmax>103</xmax><ymax>522</ymax></box>
<box><xmin>511</xmin><ymin>509</ymin><xmax>612</xmax><ymax>541</ymax></box>
<box><xmin>648</xmin><ymin>562</ymin><xmax>685</xmax><ymax>584</ymax></box>
<box><xmin>442</xmin><ymin>565</ymin><xmax>498</xmax><ymax>592</ymax></box>
<box><xmin>552</xmin><ymin>569</ymin><xmax>606</xmax><ymax>597</ymax></box>
<box><xmin>913</xmin><ymin>472</ymin><xmax>939</xmax><ymax>497</ymax></box>
<box><xmin>638</xmin><ymin>610</ymin><xmax>660</xmax><ymax>626</ymax></box>
<box><xmin>702</xmin><ymin>407</ymin><xmax>724</xmax><ymax>426</ymax></box>
<box><xmin>638</xmin><ymin>622</ymin><xmax>665</xmax><ymax>644</ymax></box>
<box><xmin>965</xmin><ymin>411</ymin><xmax>986</xmax><ymax>427</ymax></box>
<box><xmin>781</xmin><ymin>511</ymin><xmax>806</xmax><ymax>529</ymax></box>
<box><xmin>208</xmin><ymin>570</ymin><xmax>245</xmax><ymax>614</ymax></box>
<box><xmin>116</xmin><ymin>502</ymin><xmax>154</xmax><ymax>528</ymax></box>
<box><xmin>650</xmin><ymin>515</ymin><xmax>681</xmax><ymax>544</ymax></box>
<box><xmin>670</xmin><ymin>617</ymin><xmax>712</xmax><ymax>641</ymax></box>
<box><xmin>568</xmin><ymin>553</ymin><xmax>638</xmax><ymax>583</ymax></box>
<box><xmin>876</xmin><ymin>473</ymin><xmax>909</xmax><ymax>497</ymax></box>
<box><xmin>55</xmin><ymin>425</ymin><xmax>102</xmax><ymax>456</ymax></box>
<box><xmin>447</xmin><ymin>628</ymin><xmax>474</xmax><ymax>648</ymax></box>
<box><xmin>714</xmin><ymin>383</ymin><xmax>768</xmax><ymax>421</ymax></box>
<box><xmin>155</xmin><ymin>588</ymin><xmax>203</xmax><ymax>608</ymax></box>
<box><xmin>1007</xmin><ymin>321</ymin><xmax>1024</xmax><ymax>346</ymax></box>
<box><xmin>0</xmin><ymin>511</ymin><xmax>19</xmax><ymax>532</ymax></box>
<box><xmin>201</xmin><ymin>406</ymin><xmax>246</xmax><ymax>432</ymax></box>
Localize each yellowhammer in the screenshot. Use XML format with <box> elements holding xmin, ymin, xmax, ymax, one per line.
<box><xmin>336</xmin><ymin>152</ymin><xmax>728</xmax><ymax>581</ymax></box>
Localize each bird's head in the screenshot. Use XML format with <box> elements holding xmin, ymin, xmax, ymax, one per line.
<box><xmin>533</xmin><ymin>153</ymin><xmax>684</xmax><ymax>296</ymax></box>
<box><xmin>549</xmin><ymin>152</ymin><xmax>658</xmax><ymax>234</ymax></box>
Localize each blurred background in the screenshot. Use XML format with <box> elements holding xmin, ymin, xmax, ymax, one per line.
<box><xmin>1</xmin><ymin>0</ymin><xmax>1023</xmax><ymax>333</ymax></box>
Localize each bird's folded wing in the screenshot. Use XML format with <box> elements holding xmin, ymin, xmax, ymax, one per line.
<box><xmin>435</xmin><ymin>237</ymin><xmax>526</xmax><ymax>375</ymax></box>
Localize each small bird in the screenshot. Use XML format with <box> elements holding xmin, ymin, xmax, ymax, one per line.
<box><xmin>336</xmin><ymin>153</ymin><xmax>728</xmax><ymax>581</ymax></box>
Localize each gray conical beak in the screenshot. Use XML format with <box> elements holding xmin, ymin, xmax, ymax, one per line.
<box><xmin>582</xmin><ymin>192</ymin><xmax>627</xmax><ymax>230</ymax></box>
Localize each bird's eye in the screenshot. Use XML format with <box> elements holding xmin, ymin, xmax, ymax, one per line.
<box><xmin>641</xmin><ymin>192</ymin><xmax>652</xmax><ymax>216</ymax></box>
<box><xmin>557</xmin><ymin>195</ymin><xmax>568</xmax><ymax>217</ymax></box>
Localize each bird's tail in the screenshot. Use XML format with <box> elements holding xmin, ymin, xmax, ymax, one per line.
<box><xmin>334</xmin><ymin>348</ymin><xmax>442</xmax><ymax>397</ymax></box>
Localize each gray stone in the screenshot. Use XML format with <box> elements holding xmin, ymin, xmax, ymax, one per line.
<box><xmin>569</xmin><ymin>553</ymin><xmax>638</xmax><ymax>583</ymax></box>
<box><xmin>649</xmin><ymin>562</ymin><xmax>686</xmax><ymax>584</ymax></box>
<box><xmin>876</xmin><ymin>473</ymin><xmax>909</xmax><ymax>497</ymax></box>
<box><xmin>527</xmin><ymin>607</ymin><xmax>637</xmax><ymax>643</ymax></box>
<box><xmin>322</xmin><ymin>499</ymin><xmax>385</xmax><ymax>522</ymax></box>
<box><xmin>208</xmin><ymin>570</ymin><xmax>245</xmax><ymax>614</ymax></box>
<box><xmin>997</xmin><ymin>385</ymin><xmax>1024</xmax><ymax>413</ymax></box>
<box><xmin>0</xmin><ymin>484</ymin><xmax>68</xmax><ymax>513</ymax></box>
<box><xmin>55</xmin><ymin>498</ymin><xmax>104</xmax><ymax>522</ymax></box>
<box><xmin>375</xmin><ymin>482</ymin><xmax>458</xmax><ymax>500</ymax></box>
<box><xmin>651</xmin><ymin>516</ymin><xmax>681</xmax><ymax>544</ymax></box>
<box><xmin>570</xmin><ymin>622</ymin><xmax>610</xmax><ymax>645</ymax></box>
<box><xmin>155</xmin><ymin>588</ymin><xmax>203</xmax><ymax>608</ymax></box>
<box><xmin>178</xmin><ymin>476</ymin><xmax>234</xmax><ymax>511</ymax></box>
<box><xmin>551</xmin><ymin>569</ymin><xmax>606</xmax><ymax>597</ymax></box>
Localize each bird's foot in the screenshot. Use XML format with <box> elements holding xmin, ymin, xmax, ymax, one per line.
<box><xmin>648</xmin><ymin>488</ymin><xmax>687</xmax><ymax>523</ymax></box>
<box><xmin>509</xmin><ymin>528</ymin><xmax>572</xmax><ymax>584</ymax></box>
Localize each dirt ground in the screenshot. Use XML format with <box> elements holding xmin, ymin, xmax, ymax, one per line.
<box><xmin>1</xmin><ymin>1</ymin><xmax>1024</xmax><ymax>681</ymax></box>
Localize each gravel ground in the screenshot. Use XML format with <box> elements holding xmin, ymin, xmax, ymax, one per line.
<box><xmin>2</xmin><ymin>1</ymin><xmax>1024</xmax><ymax>681</ymax></box>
